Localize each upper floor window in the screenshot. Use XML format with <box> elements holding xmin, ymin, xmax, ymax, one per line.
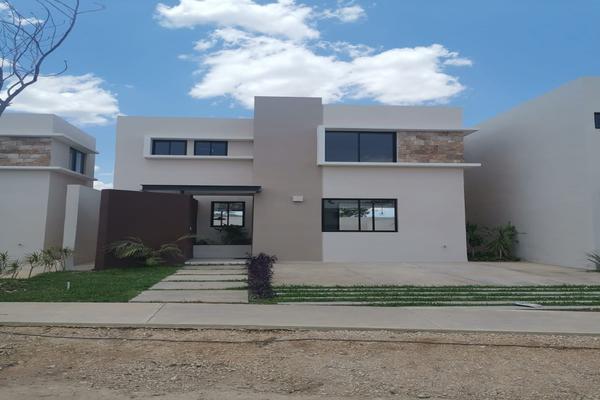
<box><xmin>69</xmin><ymin>148</ymin><xmax>86</xmax><ymax>174</ymax></box>
<box><xmin>595</xmin><ymin>112</ymin><xmax>600</xmax><ymax>129</ymax></box>
<box><xmin>152</xmin><ymin>139</ymin><xmax>187</xmax><ymax>155</ymax></box>
<box><xmin>325</xmin><ymin>131</ymin><xmax>396</xmax><ymax>162</ymax></box>
<box><xmin>194</xmin><ymin>140</ymin><xmax>228</xmax><ymax>156</ymax></box>
<box><xmin>322</xmin><ymin>199</ymin><xmax>397</xmax><ymax>232</ymax></box>
<box><xmin>211</xmin><ymin>201</ymin><xmax>245</xmax><ymax>227</ymax></box>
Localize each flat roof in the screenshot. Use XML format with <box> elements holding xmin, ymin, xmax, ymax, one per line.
<box><xmin>141</xmin><ymin>185</ymin><xmax>262</xmax><ymax>195</ymax></box>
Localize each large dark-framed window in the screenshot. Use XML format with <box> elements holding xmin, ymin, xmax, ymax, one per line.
<box><xmin>211</xmin><ymin>201</ymin><xmax>245</xmax><ymax>227</ymax></box>
<box><xmin>322</xmin><ymin>198</ymin><xmax>397</xmax><ymax>232</ymax></box>
<box><xmin>325</xmin><ymin>131</ymin><xmax>396</xmax><ymax>163</ymax></box>
<box><xmin>194</xmin><ymin>140</ymin><xmax>228</xmax><ymax>156</ymax></box>
<box><xmin>595</xmin><ymin>112</ymin><xmax>600</xmax><ymax>129</ymax></box>
<box><xmin>69</xmin><ymin>147</ymin><xmax>86</xmax><ymax>174</ymax></box>
<box><xmin>152</xmin><ymin>139</ymin><xmax>187</xmax><ymax>155</ymax></box>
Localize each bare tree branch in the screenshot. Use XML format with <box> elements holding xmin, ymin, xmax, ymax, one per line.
<box><xmin>0</xmin><ymin>0</ymin><xmax>99</xmax><ymax>116</ymax></box>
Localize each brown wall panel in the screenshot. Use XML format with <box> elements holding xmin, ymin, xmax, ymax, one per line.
<box><xmin>95</xmin><ymin>189</ymin><xmax>196</xmax><ymax>269</ymax></box>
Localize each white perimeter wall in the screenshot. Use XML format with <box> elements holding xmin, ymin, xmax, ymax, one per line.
<box><xmin>322</xmin><ymin>167</ymin><xmax>468</xmax><ymax>262</ymax></box>
<box><xmin>63</xmin><ymin>185</ymin><xmax>101</xmax><ymax>267</ymax></box>
<box><xmin>465</xmin><ymin>78</ymin><xmax>600</xmax><ymax>267</ymax></box>
<box><xmin>0</xmin><ymin>170</ymin><xmax>50</xmax><ymax>260</ymax></box>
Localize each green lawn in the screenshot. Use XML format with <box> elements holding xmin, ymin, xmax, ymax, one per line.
<box><xmin>265</xmin><ymin>285</ymin><xmax>600</xmax><ymax>306</ymax></box>
<box><xmin>0</xmin><ymin>266</ymin><xmax>179</xmax><ymax>302</ymax></box>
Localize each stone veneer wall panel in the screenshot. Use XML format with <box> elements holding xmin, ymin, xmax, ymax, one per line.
<box><xmin>0</xmin><ymin>137</ymin><xmax>51</xmax><ymax>166</ymax></box>
<box><xmin>397</xmin><ymin>131</ymin><xmax>464</xmax><ymax>163</ymax></box>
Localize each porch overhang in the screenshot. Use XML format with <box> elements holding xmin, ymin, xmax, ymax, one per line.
<box><xmin>141</xmin><ymin>184</ymin><xmax>262</xmax><ymax>196</ymax></box>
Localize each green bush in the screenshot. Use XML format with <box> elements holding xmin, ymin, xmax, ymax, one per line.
<box><xmin>247</xmin><ymin>253</ymin><xmax>277</xmax><ymax>299</ymax></box>
<box><xmin>466</xmin><ymin>222</ymin><xmax>521</xmax><ymax>261</ymax></box>
<box><xmin>106</xmin><ymin>237</ymin><xmax>185</xmax><ymax>266</ymax></box>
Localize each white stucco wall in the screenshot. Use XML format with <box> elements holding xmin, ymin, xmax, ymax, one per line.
<box><xmin>63</xmin><ymin>185</ymin><xmax>101</xmax><ymax>267</ymax></box>
<box><xmin>0</xmin><ymin>170</ymin><xmax>50</xmax><ymax>260</ymax></box>
<box><xmin>322</xmin><ymin>167</ymin><xmax>468</xmax><ymax>262</ymax></box>
<box><xmin>114</xmin><ymin>116</ymin><xmax>254</xmax><ymax>190</ymax></box>
<box><xmin>465</xmin><ymin>77</ymin><xmax>600</xmax><ymax>267</ymax></box>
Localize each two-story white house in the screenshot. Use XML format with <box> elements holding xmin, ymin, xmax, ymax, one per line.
<box><xmin>113</xmin><ymin>97</ymin><xmax>479</xmax><ymax>262</ymax></box>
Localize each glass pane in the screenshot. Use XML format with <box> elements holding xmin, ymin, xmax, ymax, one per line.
<box><xmin>359</xmin><ymin>132</ymin><xmax>395</xmax><ymax>162</ymax></box>
<box><xmin>359</xmin><ymin>200</ymin><xmax>374</xmax><ymax>231</ymax></box>
<box><xmin>323</xmin><ymin>200</ymin><xmax>340</xmax><ymax>231</ymax></box>
<box><xmin>325</xmin><ymin>131</ymin><xmax>359</xmax><ymax>162</ymax></box>
<box><xmin>195</xmin><ymin>141</ymin><xmax>211</xmax><ymax>155</ymax></box>
<box><xmin>170</xmin><ymin>141</ymin><xmax>187</xmax><ymax>155</ymax></box>
<box><xmin>228</xmin><ymin>202</ymin><xmax>244</xmax><ymax>226</ymax></box>
<box><xmin>338</xmin><ymin>200</ymin><xmax>360</xmax><ymax>231</ymax></box>
<box><xmin>153</xmin><ymin>141</ymin><xmax>170</xmax><ymax>155</ymax></box>
<box><xmin>76</xmin><ymin>152</ymin><xmax>85</xmax><ymax>174</ymax></box>
<box><xmin>212</xmin><ymin>202</ymin><xmax>228</xmax><ymax>226</ymax></box>
<box><xmin>595</xmin><ymin>112</ymin><xmax>600</xmax><ymax>129</ymax></box>
<box><xmin>211</xmin><ymin>141</ymin><xmax>227</xmax><ymax>156</ymax></box>
<box><xmin>373</xmin><ymin>200</ymin><xmax>396</xmax><ymax>231</ymax></box>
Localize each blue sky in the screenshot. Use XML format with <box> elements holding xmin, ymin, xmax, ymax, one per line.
<box><xmin>8</xmin><ymin>0</ymin><xmax>600</xmax><ymax>188</ymax></box>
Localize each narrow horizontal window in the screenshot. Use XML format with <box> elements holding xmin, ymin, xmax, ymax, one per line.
<box><xmin>322</xmin><ymin>199</ymin><xmax>397</xmax><ymax>232</ymax></box>
<box><xmin>194</xmin><ymin>140</ymin><xmax>228</xmax><ymax>156</ymax></box>
<box><xmin>152</xmin><ymin>140</ymin><xmax>187</xmax><ymax>155</ymax></box>
<box><xmin>211</xmin><ymin>201</ymin><xmax>245</xmax><ymax>227</ymax></box>
<box><xmin>595</xmin><ymin>112</ymin><xmax>600</xmax><ymax>129</ymax></box>
<box><xmin>325</xmin><ymin>131</ymin><xmax>396</xmax><ymax>162</ymax></box>
<box><xmin>69</xmin><ymin>148</ymin><xmax>86</xmax><ymax>174</ymax></box>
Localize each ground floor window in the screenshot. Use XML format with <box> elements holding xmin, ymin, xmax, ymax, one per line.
<box><xmin>322</xmin><ymin>199</ymin><xmax>397</xmax><ymax>232</ymax></box>
<box><xmin>211</xmin><ymin>201</ymin><xmax>245</xmax><ymax>227</ymax></box>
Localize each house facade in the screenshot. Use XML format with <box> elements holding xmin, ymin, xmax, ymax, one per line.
<box><xmin>0</xmin><ymin>113</ymin><xmax>97</xmax><ymax>261</ymax></box>
<box><xmin>114</xmin><ymin>97</ymin><xmax>479</xmax><ymax>262</ymax></box>
<box><xmin>465</xmin><ymin>77</ymin><xmax>600</xmax><ymax>268</ymax></box>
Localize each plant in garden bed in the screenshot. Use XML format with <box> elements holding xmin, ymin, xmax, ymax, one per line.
<box><xmin>247</xmin><ymin>253</ymin><xmax>277</xmax><ymax>300</ymax></box>
<box><xmin>587</xmin><ymin>251</ymin><xmax>600</xmax><ymax>272</ymax></box>
<box><xmin>107</xmin><ymin>236</ymin><xmax>187</xmax><ymax>266</ymax></box>
<box><xmin>466</xmin><ymin>222</ymin><xmax>521</xmax><ymax>261</ymax></box>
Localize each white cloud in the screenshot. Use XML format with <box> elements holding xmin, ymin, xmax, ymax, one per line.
<box><xmin>93</xmin><ymin>180</ymin><xmax>113</xmax><ymax>191</ymax></box>
<box><xmin>162</xmin><ymin>0</ymin><xmax>471</xmax><ymax>108</ymax></box>
<box><xmin>156</xmin><ymin>0</ymin><xmax>318</xmax><ymax>40</ymax></box>
<box><xmin>5</xmin><ymin>74</ymin><xmax>120</xmax><ymax>125</ymax></box>
<box><xmin>189</xmin><ymin>30</ymin><xmax>470</xmax><ymax>108</ymax></box>
<box><xmin>321</xmin><ymin>4</ymin><xmax>366</xmax><ymax>22</ymax></box>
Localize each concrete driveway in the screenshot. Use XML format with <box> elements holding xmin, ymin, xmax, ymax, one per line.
<box><xmin>273</xmin><ymin>261</ymin><xmax>600</xmax><ymax>286</ymax></box>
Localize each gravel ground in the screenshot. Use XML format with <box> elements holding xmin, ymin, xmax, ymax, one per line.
<box><xmin>1</xmin><ymin>326</ymin><xmax>600</xmax><ymax>399</ymax></box>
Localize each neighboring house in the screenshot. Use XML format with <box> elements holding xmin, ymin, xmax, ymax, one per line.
<box><xmin>465</xmin><ymin>77</ymin><xmax>600</xmax><ymax>268</ymax></box>
<box><xmin>113</xmin><ymin>97</ymin><xmax>479</xmax><ymax>262</ymax></box>
<box><xmin>0</xmin><ymin>113</ymin><xmax>99</xmax><ymax>264</ymax></box>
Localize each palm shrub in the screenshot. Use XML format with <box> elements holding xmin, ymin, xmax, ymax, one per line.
<box><xmin>25</xmin><ymin>251</ymin><xmax>42</xmax><ymax>278</ymax></box>
<box><xmin>0</xmin><ymin>251</ymin><xmax>8</xmax><ymax>275</ymax></box>
<box><xmin>247</xmin><ymin>253</ymin><xmax>277</xmax><ymax>300</ymax></box>
<box><xmin>485</xmin><ymin>222</ymin><xmax>520</xmax><ymax>261</ymax></box>
<box><xmin>587</xmin><ymin>251</ymin><xmax>600</xmax><ymax>272</ymax></box>
<box><xmin>7</xmin><ymin>260</ymin><xmax>20</xmax><ymax>279</ymax></box>
<box><xmin>466</xmin><ymin>222</ymin><xmax>484</xmax><ymax>260</ymax></box>
<box><xmin>106</xmin><ymin>237</ymin><xmax>185</xmax><ymax>266</ymax></box>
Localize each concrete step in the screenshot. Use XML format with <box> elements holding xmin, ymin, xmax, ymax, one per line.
<box><xmin>175</xmin><ymin>270</ymin><xmax>245</xmax><ymax>276</ymax></box>
<box><xmin>182</xmin><ymin>265</ymin><xmax>246</xmax><ymax>271</ymax></box>
<box><xmin>163</xmin><ymin>274</ymin><xmax>247</xmax><ymax>282</ymax></box>
<box><xmin>151</xmin><ymin>281</ymin><xmax>246</xmax><ymax>290</ymax></box>
<box><xmin>184</xmin><ymin>259</ymin><xmax>246</xmax><ymax>266</ymax></box>
<box><xmin>130</xmin><ymin>290</ymin><xmax>248</xmax><ymax>304</ymax></box>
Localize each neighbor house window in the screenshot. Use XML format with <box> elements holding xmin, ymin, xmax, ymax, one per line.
<box><xmin>211</xmin><ymin>201</ymin><xmax>245</xmax><ymax>227</ymax></box>
<box><xmin>151</xmin><ymin>139</ymin><xmax>187</xmax><ymax>155</ymax></box>
<box><xmin>69</xmin><ymin>148</ymin><xmax>86</xmax><ymax>174</ymax></box>
<box><xmin>194</xmin><ymin>140</ymin><xmax>228</xmax><ymax>156</ymax></box>
<box><xmin>325</xmin><ymin>131</ymin><xmax>396</xmax><ymax>162</ymax></box>
<box><xmin>322</xmin><ymin>199</ymin><xmax>397</xmax><ymax>232</ymax></box>
<box><xmin>595</xmin><ymin>113</ymin><xmax>600</xmax><ymax>129</ymax></box>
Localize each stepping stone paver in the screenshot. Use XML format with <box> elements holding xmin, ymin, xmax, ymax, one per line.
<box><xmin>130</xmin><ymin>290</ymin><xmax>248</xmax><ymax>303</ymax></box>
<box><xmin>175</xmin><ymin>270</ymin><xmax>245</xmax><ymax>275</ymax></box>
<box><xmin>163</xmin><ymin>274</ymin><xmax>246</xmax><ymax>282</ymax></box>
<box><xmin>151</xmin><ymin>281</ymin><xmax>246</xmax><ymax>290</ymax></box>
<box><xmin>182</xmin><ymin>266</ymin><xmax>246</xmax><ymax>271</ymax></box>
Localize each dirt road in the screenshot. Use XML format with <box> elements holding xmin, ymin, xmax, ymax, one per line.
<box><xmin>1</xmin><ymin>326</ymin><xmax>599</xmax><ymax>399</ymax></box>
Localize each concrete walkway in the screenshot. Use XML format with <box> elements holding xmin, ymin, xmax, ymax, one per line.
<box><xmin>0</xmin><ymin>302</ymin><xmax>599</xmax><ymax>334</ymax></box>
<box><xmin>274</xmin><ymin>261</ymin><xmax>600</xmax><ymax>286</ymax></box>
<box><xmin>129</xmin><ymin>260</ymin><xmax>248</xmax><ymax>304</ymax></box>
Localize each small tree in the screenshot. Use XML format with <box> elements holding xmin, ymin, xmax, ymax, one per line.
<box><xmin>25</xmin><ymin>251</ymin><xmax>41</xmax><ymax>278</ymax></box>
<box><xmin>466</xmin><ymin>222</ymin><xmax>484</xmax><ymax>260</ymax></box>
<box><xmin>587</xmin><ymin>251</ymin><xmax>600</xmax><ymax>272</ymax></box>
<box><xmin>0</xmin><ymin>1</ymin><xmax>101</xmax><ymax>116</ymax></box>
<box><xmin>247</xmin><ymin>253</ymin><xmax>277</xmax><ymax>300</ymax></box>
<box><xmin>485</xmin><ymin>222</ymin><xmax>520</xmax><ymax>261</ymax></box>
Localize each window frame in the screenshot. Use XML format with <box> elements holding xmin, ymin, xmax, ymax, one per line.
<box><xmin>194</xmin><ymin>140</ymin><xmax>228</xmax><ymax>156</ymax></box>
<box><xmin>151</xmin><ymin>139</ymin><xmax>187</xmax><ymax>156</ymax></box>
<box><xmin>69</xmin><ymin>147</ymin><xmax>86</xmax><ymax>174</ymax></box>
<box><xmin>321</xmin><ymin>198</ymin><xmax>398</xmax><ymax>233</ymax></box>
<box><xmin>595</xmin><ymin>112</ymin><xmax>600</xmax><ymax>129</ymax></box>
<box><xmin>324</xmin><ymin>131</ymin><xmax>397</xmax><ymax>163</ymax></box>
<box><xmin>210</xmin><ymin>201</ymin><xmax>246</xmax><ymax>227</ymax></box>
